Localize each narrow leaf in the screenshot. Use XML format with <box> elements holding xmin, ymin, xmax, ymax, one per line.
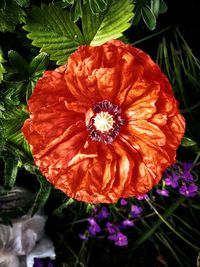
<box><xmin>70</xmin><ymin>0</ymin><xmax>82</xmax><ymax>22</ymax></box>
<box><xmin>15</xmin><ymin>0</ymin><xmax>30</xmax><ymax>8</ymax></box>
<box><xmin>159</xmin><ymin>0</ymin><xmax>167</xmax><ymax>13</ymax></box>
<box><xmin>0</xmin><ymin>47</ymin><xmax>6</xmax><ymax>83</ymax></box>
<box><xmin>141</xmin><ymin>4</ymin><xmax>156</xmax><ymax>30</ymax></box>
<box><xmin>3</xmin><ymin>152</ymin><xmax>19</xmax><ymax>189</ymax></box>
<box><xmin>31</xmin><ymin>170</ymin><xmax>52</xmax><ymax>215</ymax></box>
<box><xmin>181</xmin><ymin>136</ymin><xmax>197</xmax><ymax>147</ymax></box>
<box><xmin>150</xmin><ymin>0</ymin><xmax>160</xmax><ymax>18</ymax></box>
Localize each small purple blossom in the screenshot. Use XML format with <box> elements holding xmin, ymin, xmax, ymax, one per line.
<box><xmin>179</xmin><ymin>184</ymin><xmax>198</xmax><ymax>197</ymax></box>
<box><xmin>79</xmin><ymin>233</ymin><xmax>88</xmax><ymax>241</ymax></box>
<box><xmin>87</xmin><ymin>218</ymin><xmax>101</xmax><ymax>235</ymax></box>
<box><xmin>108</xmin><ymin>232</ymin><xmax>128</xmax><ymax>246</ymax></box>
<box><xmin>121</xmin><ymin>219</ymin><xmax>134</xmax><ymax>228</ymax></box>
<box><xmin>97</xmin><ymin>207</ymin><xmax>109</xmax><ymax>220</ymax></box>
<box><xmin>165</xmin><ymin>173</ymin><xmax>179</xmax><ymax>188</ymax></box>
<box><xmin>135</xmin><ymin>194</ymin><xmax>148</xmax><ymax>200</ymax></box>
<box><xmin>182</xmin><ymin>162</ymin><xmax>193</xmax><ymax>172</ymax></box>
<box><xmin>106</xmin><ymin>222</ymin><xmax>119</xmax><ymax>234</ymax></box>
<box><xmin>156</xmin><ymin>189</ymin><xmax>169</xmax><ymax>197</ymax></box>
<box><xmin>130</xmin><ymin>205</ymin><xmax>143</xmax><ymax>218</ymax></box>
<box><xmin>120</xmin><ymin>198</ymin><xmax>128</xmax><ymax>206</ymax></box>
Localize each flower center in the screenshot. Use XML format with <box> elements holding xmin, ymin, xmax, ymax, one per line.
<box><xmin>87</xmin><ymin>100</ymin><xmax>125</xmax><ymax>144</ymax></box>
<box><xmin>93</xmin><ymin>111</ymin><xmax>114</xmax><ymax>132</ymax></box>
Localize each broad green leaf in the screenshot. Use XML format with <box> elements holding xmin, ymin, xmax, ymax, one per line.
<box><xmin>23</xmin><ymin>4</ymin><xmax>85</xmax><ymax>65</ymax></box>
<box><xmin>3</xmin><ymin>152</ymin><xmax>19</xmax><ymax>189</ymax></box>
<box><xmin>82</xmin><ymin>0</ymin><xmax>134</xmax><ymax>45</ymax></box>
<box><xmin>8</xmin><ymin>50</ymin><xmax>29</xmax><ymax>74</ymax></box>
<box><xmin>181</xmin><ymin>136</ymin><xmax>197</xmax><ymax>147</ymax></box>
<box><xmin>24</xmin><ymin>1</ymin><xmax>134</xmax><ymax>64</ymax></box>
<box><xmin>0</xmin><ymin>0</ymin><xmax>26</xmax><ymax>32</ymax></box>
<box><xmin>0</xmin><ymin>48</ymin><xmax>6</xmax><ymax>83</ymax></box>
<box><xmin>30</xmin><ymin>170</ymin><xmax>52</xmax><ymax>215</ymax></box>
<box><xmin>15</xmin><ymin>0</ymin><xmax>30</xmax><ymax>8</ymax></box>
<box><xmin>141</xmin><ymin>4</ymin><xmax>156</xmax><ymax>30</ymax></box>
<box><xmin>89</xmin><ymin>0</ymin><xmax>108</xmax><ymax>14</ymax></box>
<box><xmin>29</xmin><ymin>52</ymin><xmax>49</xmax><ymax>77</ymax></box>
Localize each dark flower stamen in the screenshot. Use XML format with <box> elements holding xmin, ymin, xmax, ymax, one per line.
<box><xmin>87</xmin><ymin>100</ymin><xmax>125</xmax><ymax>144</ymax></box>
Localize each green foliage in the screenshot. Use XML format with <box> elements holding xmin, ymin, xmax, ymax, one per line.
<box><xmin>133</xmin><ymin>0</ymin><xmax>167</xmax><ymax>30</ymax></box>
<box><xmin>0</xmin><ymin>0</ymin><xmax>26</xmax><ymax>32</ymax></box>
<box><xmin>23</xmin><ymin>1</ymin><xmax>134</xmax><ymax>64</ymax></box>
<box><xmin>3</xmin><ymin>51</ymin><xmax>49</xmax><ymax>102</ymax></box>
<box><xmin>0</xmin><ymin>48</ymin><xmax>6</xmax><ymax>83</ymax></box>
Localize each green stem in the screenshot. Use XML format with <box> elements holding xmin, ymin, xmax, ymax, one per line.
<box><xmin>145</xmin><ymin>197</ymin><xmax>200</xmax><ymax>251</ymax></box>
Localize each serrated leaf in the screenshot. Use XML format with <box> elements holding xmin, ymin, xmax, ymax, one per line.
<box><xmin>24</xmin><ymin>1</ymin><xmax>134</xmax><ymax>64</ymax></box>
<box><xmin>3</xmin><ymin>152</ymin><xmax>19</xmax><ymax>189</ymax></box>
<box><xmin>89</xmin><ymin>0</ymin><xmax>108</xmax><ymax>14</ymax></box>
<box><xmin>82</xmin><ymin>0</ymin><xmax>134</xmax><ymax>45</ymax></box>
<box><xmin>181</xmin><ymin>136</ymin><xmax>197</xmax><ymax>147</ymax></box>
<box><xmin>0</xmin><ymin>1</ymin><xmax>26</xmax><ymax>32</ymax></box>
<box><xmin>141</xmin><ymin>4</ymin><xmax>156</xmax><ymax>30</ymax></box>
<box><xmin>15</xmin><ymin>0</ymin><xmax>30</xmax><ymax>8</ymax></box>
<box><xmin>29</xmin><ymin>52</ymin><xmax>49</xmax><ymax>77</ymax></box>
<box><xmin>8</xmin><ymin>50</ymin><xmax>29</xmax><ymax>74</ymax></box>
<box><xmin>30</xmin><ymin>170</ymin><xmax>52</xmax><ymax>215</ymax></box>
<box><xmin>23</xmin><ymin>4</ymin><xmax>85</xmax><ymax>65</ymax></box>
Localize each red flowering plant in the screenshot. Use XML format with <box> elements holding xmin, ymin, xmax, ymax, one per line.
<box><xmin>21</xmin><ymin>40</ymin><xmax>185</xmax><ymax>203</ymax></box>
<box><xmin>0</xmin><ymin>1</ymin><xmax>200</xmax><ymax>266</ymax></box>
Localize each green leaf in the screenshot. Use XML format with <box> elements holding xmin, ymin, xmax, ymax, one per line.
<box><xmin>29</xmin><ymin>52</ymin><xmax>49</xmax><ymax>77</ymax></box>
<box><xmin>23</xmin><ymin>1</ymin><xmax>134</xmax><ymax>64</ymax></box>
<box><xmin>0</xmin><ymin>0</ymin><xmax>26</xmax><ymax>33</ymax></box>
<box><xmin>15</xmin><ymin>0</ymin><xmax>30</xmax><ymax>8</ymax></box>
<box><xmin>30</xmin><ymin>170</ymin><xmax>52</xmax><ymax>215</ymax></box>
<box><xmin>0</xmin><ymin>104</ymin><xmax>32</xmax><ymax>159</ymax></box>
<box><xmin>3</xmin><ymin>152</ymin><xmax>19</xmax><ymax>189</ymax></box>
<box><xmin>159</xmin><ymin>0</ymin><xmax>167</xmax><ymax>13</ymax></box>
<box><xmin>23</xmin><ymin>4</ymin><xmax>85</xmax><ymax>65</ymax></box>
<box><xmin>132</xmin><ymin>5</ymin><xmax>142</xmax><ymax>26</ymax></box>
<box><xmin>89</xmin><ymin>0</ymin><xmax>109</xmax><ymax>14</ymax></box>
<box><xmin>0</xmin><ymin>47</ymin><xmax>6</xmax><ymax>83</ymax></box>
<box><xmin>141</xmin><ymin>4</ymin><xmax>156</xmax><ymax>30</ymax></box>
<box><xmin>150</xmin><ymin>0</ymin><xmax>160</xmax><ymax>18</ymax></box>
<box><xmin>8</xmin><ymin>50</ymin><xmax>29</xmax><ymax>74</ymax></box>
<box><xmin>70</xmin><ymin>0</ymin><xmax>82</xmax><ymax>22</ymax></box>
<box><xmin>82</xmin><ymin>0</ymin><xmax>134</xmax><ymax>45</ymax></box>
<box><xmin>181</xmin><ymin>136</ymin><xmax>197</xmax><ymax>147</ymax></box>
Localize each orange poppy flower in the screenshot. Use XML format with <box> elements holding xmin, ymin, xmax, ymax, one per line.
<box><xmin>22</xmin><ymin>40</ymin><xmax>185</xmax><ymax>203</ymax></box>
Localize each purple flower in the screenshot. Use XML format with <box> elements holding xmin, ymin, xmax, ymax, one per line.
<box><xmin>130</xmin><ymin>205</ymin><xmax>143</xmax><ymax>218</ymax></box>
<box><xmin>182</xmin><ymin>162</ymin><xmax>193</xmax><ymax>172</ymax></box>
<box><xmin>108</xmin><ymin>232</ymin><xmax>128</xmax><ymax>246</ymax></box>
<box><xmin>34</xmin><ymin>259</ymin><xmax>56</xmax><ymax>267</ymax></box>
<box><xmin>181</xmin><ymin>162</ymin><xmax>194</xmax><ymax>182</ymax></box>
<box><xmin>135</xmin><ymin>194</ymin><xmax>148</xmax><ymax>200</ymax></box>
<box><xmin>156</xmin><ymin>189</ymin><xmax>169</xmax><ymax>197</ymax></box>
<box><xmin>87</xmin><ymin>218</ymin><xmax>101</xmax><ymax>235</ymax></box>
<box><xmin>79</xmin><ymin>233</ymin><xmax>88</xmax><ymax>241</ymax></box>
<box><xmin>106</xmin><ymin>222</ymin><xmax>118</xmax><ymax>234</ymax></box>
<box><xmin>165</xmin><ymin>173</ymin><xmax>179</xmax><ymax>188</ymax></box>
<box><xmin>121</xmin><ymin>219</ymin><xmax>134</xmax><ymax>228</ymax></box>
<box><xmin>179</xmin><ymin>184</ymin><xmax>198</xmax><ymax>197</ymax></box>
<box><xmin>120</xmin><ymin>198</ymin><xmax>128</xmax><ymax>206</ymax></box>
<box><xmin>97</xmin><ymin>206</ymin><xmax>109</xmax><ymax>220</ymax></box>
